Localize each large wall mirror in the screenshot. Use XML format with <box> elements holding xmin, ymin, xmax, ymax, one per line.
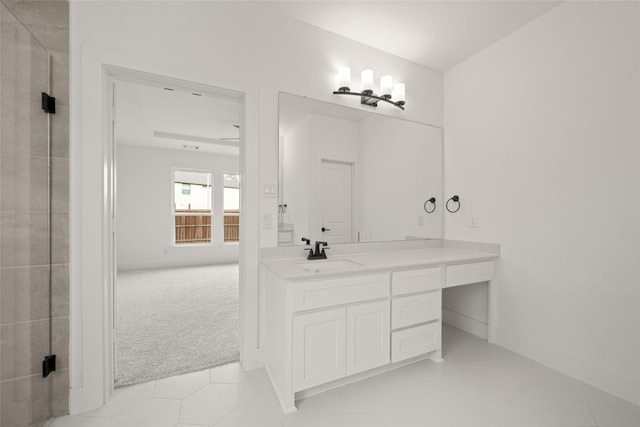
<box><xmin>278</xmin><ymin>92</ymin><xmax>443</xmax><ymax>246</ymax></box>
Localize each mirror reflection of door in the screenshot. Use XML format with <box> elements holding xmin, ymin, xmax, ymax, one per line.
<box><xmin>321</xmin><ymin>160</ymin><xmax>352</xmax><ymax>243</ymax></box>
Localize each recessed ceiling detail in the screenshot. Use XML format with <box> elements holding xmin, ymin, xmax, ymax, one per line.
<box><xmin>115</xmin><ymin>80</ymin><xmax>242</xmax><ymax>156</ymax></box>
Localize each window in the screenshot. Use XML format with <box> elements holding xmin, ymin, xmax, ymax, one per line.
<box><xmin>223</xmin><ymin>173</ymin><xmax>240</xmax><ymax>243</ymax></box>
<box><xmin>173</xmin><ymin>170</ymin><xmax>212</xmax><ymax>245</ymax></box>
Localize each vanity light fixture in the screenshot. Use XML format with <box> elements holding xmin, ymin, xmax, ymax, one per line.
<box><xmin>333</xmin><ymin>67</ymin><xmax>406</xmax><ymax>110</ymax></box>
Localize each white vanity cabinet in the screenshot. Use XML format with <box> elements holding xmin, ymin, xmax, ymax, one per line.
<box><xmin>264</xmin><ymin>266</ymin><xmax>444</xmax><ymax>413</ymax></box>
<box><xmin>262</xmin><ymin>249</ymin><xmax>498</xmax><ymax>414</ymax></box>
<box><xmin>292</xmin><ymin>299</ymin><xmax>391</xmax><ymax>391</ymax></box>
<box><xmin>291</xmin><ymin>274</ymin><xmax>390</xmax><ymax>390</ymax></box>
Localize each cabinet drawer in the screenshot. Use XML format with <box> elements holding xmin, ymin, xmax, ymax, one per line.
<box><xmin>292</xmin><ymin>273</ymin><xmax>390</xmax><ymax>311</ymax></box>
<box><xmin>391</xmin><ymin>322</ymin><xmax>441</xmax><ymax>363</ymax></box>
<box><xmin>391</xmin><ymin>291</ymin><xmax>441</xmax><ymax>329</ymax></box>
<box><xmin>391</xmin><ymin>267</ymin><xmax>441</xmax><ymax>296</ymax></box>
<box><xmin>445</xmin><ymin>261</ymin><xmax>494</xmax><ymax>288</ymax></box>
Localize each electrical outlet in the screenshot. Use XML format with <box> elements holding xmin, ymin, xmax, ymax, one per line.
<box><xmin>418</xmin><ymin>216</ymin><xmax>424</xmax><ymax>226</ymax></box>
<box><xmin>263</xmin><ymin>214</ymin><xmax>273</xmax><ymax>229</ymax></box>
<box><xmin>470</xmin><ymin>214</ymin><xmax>478</xmax><ymax>228</ymax></box>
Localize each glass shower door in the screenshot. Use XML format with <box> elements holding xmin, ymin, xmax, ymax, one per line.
<box><xmin>0</xmin><ymin>2</ymin><xmax>54</xmax><ymax>426</ymax></box>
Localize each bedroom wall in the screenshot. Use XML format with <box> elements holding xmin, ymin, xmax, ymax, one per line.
<box><xmin>116</xmin><ymin>145</ymin><xmax>239</xmax><ymax>271</ymax></box>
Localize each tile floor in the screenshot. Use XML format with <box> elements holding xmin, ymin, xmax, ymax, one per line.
<box><xmin>51</xmin><ymin>326</ymin><xmax>640</xmax><ymax>427</ymax></box>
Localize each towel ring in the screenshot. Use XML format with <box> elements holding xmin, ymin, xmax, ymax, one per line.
<box><xmin>423</xmin><ymin>197</ymin><xmax>436</xmax><ymax>214</ymax></box>
<box><xmin>446</xmin><ymin>195</ymin><xmax>461</xmax><ymax>213</ymax></box>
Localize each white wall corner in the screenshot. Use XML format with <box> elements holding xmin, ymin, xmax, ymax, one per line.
<box><xmin>495</xmin><ymin>327</ymin><xmax>640</xmax><ymax>407</ymax></box>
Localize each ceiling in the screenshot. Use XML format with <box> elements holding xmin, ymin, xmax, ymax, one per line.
<box><xmin>115</xmin><ymin>80</ymin><xmax>243</xmax><ymax>156</ymax></box>
<box><xmin>116</xmin><ymin>2</ymin><xmax>562</xmax><ymax>152</ymax></box>
<box><xmin>264</xmin><ymin>1</ymin><xmax>562</xmax><ymax>71</ymax></box>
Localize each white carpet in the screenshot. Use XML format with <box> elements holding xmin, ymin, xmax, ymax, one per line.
<box><xmin>115</xmin><ymin>264</ymin><xmax>239</xmax><ymax>387</ymax></box>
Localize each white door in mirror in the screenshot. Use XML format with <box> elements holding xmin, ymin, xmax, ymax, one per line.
<box><xmin>321</xmin><ymin>160</ymin><xmax>352</xmax><ymax>243</ymax></box>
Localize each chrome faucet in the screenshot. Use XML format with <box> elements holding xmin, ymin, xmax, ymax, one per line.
<box><xmin>304</xmin><ymin>241</ymin><xmax>330</xmax><ymax>260</ymax></box>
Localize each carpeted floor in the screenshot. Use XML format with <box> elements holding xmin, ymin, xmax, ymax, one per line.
<box><xmin>115</xmin><ymin>264</ymin><xmax>239</xmax><ymax>387</ymax></box>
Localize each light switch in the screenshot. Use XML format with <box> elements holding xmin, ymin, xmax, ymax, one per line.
<box><xmin>263</xmin><ymin>184</ymin><xmax>277</xmax><ymax>198</ymax></box>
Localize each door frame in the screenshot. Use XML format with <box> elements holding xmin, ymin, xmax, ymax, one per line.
<box><xmin>107</xmin><ymin>68</ymin><xmax>246</xmax><ymax>392</ymax></box>
<box><xmin>110</xmin><ymin>76</ymin><xmax>244</xmax><ymax>382</ymax></box>
<box><xmin>70</xmin><ymin>47</ymin><xmax>261</xmax><ymax>413</ymax></box>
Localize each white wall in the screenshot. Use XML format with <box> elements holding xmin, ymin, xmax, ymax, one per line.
<box><xmin>444</xmin><ymin>1</ymin><xmax>640</xmax><ymax>405</ymax></box>
<box><xmin>116</xmin><ymin>145</ymin><xmax>239</xmax><ymax>271</ymax></box>
<box><xmin>70</xmin><ymin>1</ymin><xmax>443</xmax><ymax>412</ymax></box>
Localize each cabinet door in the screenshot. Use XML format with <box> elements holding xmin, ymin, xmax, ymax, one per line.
<box><xmin>346</xmin><ymin>300</ymin><xmax>390</xmax><ymax>376</ymax></box>
<box><xmin>293</xmin><ymin>308</ymin><xmax>346</xmax><ymax>391</ymax></box>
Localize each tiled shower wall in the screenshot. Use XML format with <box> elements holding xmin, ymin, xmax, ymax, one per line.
<box><xmin>0</xmin><ymin>1</ymin><xmax>69</xmax><ymax>426</ymax></box>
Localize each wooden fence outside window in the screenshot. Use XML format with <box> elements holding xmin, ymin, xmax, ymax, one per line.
<box><xmin>174</xmin><ymin>209</ymin><xmax>239</xmax><ymax>244</ymax></box>
<box><xmin>224</xmin><ymin>210</ymin><xmax>240</xmax><ymax>242</ymax></box>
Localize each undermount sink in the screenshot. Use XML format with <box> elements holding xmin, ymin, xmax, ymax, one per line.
<box><xmin>297</xmin><ymin>259</ymin><xmax>362</xmax><ymax>273</ymax></box>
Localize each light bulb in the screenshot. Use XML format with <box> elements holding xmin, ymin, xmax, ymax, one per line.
<box><xmin>380</xmin><ymin>75</ymin><xmax>393</xmax><ymax>97</ymax></box>
<box><xmin>393</xmin><ymin>83</ymin><xmax>406</xmax><ymax>104</ymax></box>
<box><xmin>337</xmin><ymin>67</ymin><xmax>351</xmax><ymax>91</ymax></box>
<box><xmin>361</xmin><ymin>69</ymin><xmax>374</xmax><ymax>93</ymax></box>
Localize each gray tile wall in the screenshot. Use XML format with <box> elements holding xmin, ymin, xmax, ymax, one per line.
<box><xmin>0</xmin><ymin>1</ymin><xmax>69</xmax><ymax>426</ymax></box>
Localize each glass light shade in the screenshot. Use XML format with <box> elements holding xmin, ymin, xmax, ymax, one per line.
<box><xmin>337</xmin><ymin>66</ymin><xmax>351</xmax><ymax>91</ymax></box>
<box><xmin>380</xmin><ymin>75</ymin><xmax>393</xmax><ymax>97</ymax></box>
<box><xmin>361</xmin><ymin>69</ymin><xmax>374</xmax><ymax>92</ymax></box>
<box><xmin>393</xmin><ymin>83</ymin><xmax>406</xmax><ymax>103</ymax></box>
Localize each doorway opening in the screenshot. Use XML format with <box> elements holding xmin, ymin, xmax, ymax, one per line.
<box><xmin>112</xmin><ymin>77</ymin><xmax>243</xmax><ymax>386</ymax></box>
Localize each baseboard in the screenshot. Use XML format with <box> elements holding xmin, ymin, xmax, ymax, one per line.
<box><xmin>69</xmin><ymin>386</ymin><xmax>101</xmax><ymax>414</ymax></box>
<box><xmin>117</xmin><ymin>259</ymin><xmax>240</xmax><ymax>272</ymax></box>
<box><xmin>495</xmin><ymin>327</ymin><xmax>640</xmax><ymax>407</ymax></box>
<box><xmin>443</xmin><ymin>308</ymin><xmax>488</xmax><ymax>340</ymax></box>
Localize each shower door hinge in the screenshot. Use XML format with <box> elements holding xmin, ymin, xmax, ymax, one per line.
<box><xmin>41</xmin><ymin>92</ymin><xmax>56</xmax><ymax>114</ymax></box>
<box><xmin>42</xmin><ymin>354</ymin><xmax>57</xmax><ymax>378</ymax></box>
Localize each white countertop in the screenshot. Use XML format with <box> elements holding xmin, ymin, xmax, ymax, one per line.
<box><xmin>261</xmin><ymin>247</ymin><xmax>498</xmax><ymax>280</ymax></box>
